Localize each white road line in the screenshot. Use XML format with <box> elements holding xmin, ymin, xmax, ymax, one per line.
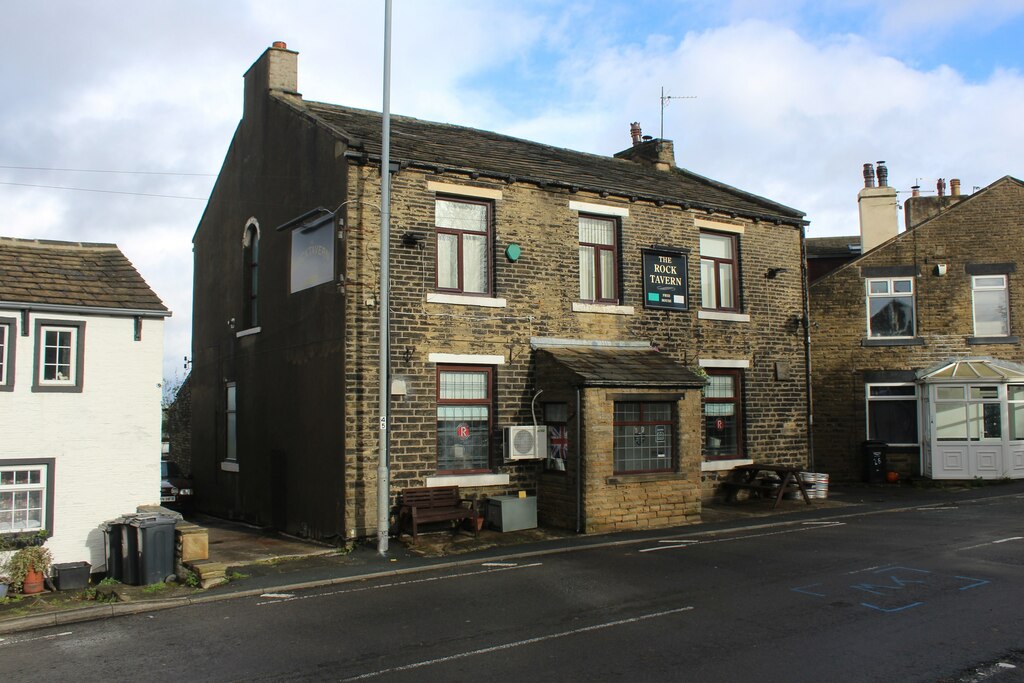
<box><xmin>0</xmin><ymin>630</ymin><xmax>73</xmax><ymax>647</ymax></box>
<box><xmin>640</xmin><ymin>540</ymin><xmax>699</xmax><ymax>553</ymax></box>
<box><xmin>342</xmin><ymin>605</ymin><xmax>695</xmax><ymax>681</ymax></box>
<box><xmin>959</xmin><ymin>536</ymin><xmax>1024</xmax><ymax>551</ymax></box>
<box><xmin>255</xmin><ymin>562</ymin><xmax>543</xmax><ymax>606</ymax></box>
<box><xmin>638</xmin><ymin>521</ymin><xmax>844</xmax><ymax>553</ymax></box>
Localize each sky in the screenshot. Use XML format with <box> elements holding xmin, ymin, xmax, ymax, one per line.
<box><xmin>2</xmin><ymin>0</ymin><xmax>1023</xmax><ymax>384</ymax></box>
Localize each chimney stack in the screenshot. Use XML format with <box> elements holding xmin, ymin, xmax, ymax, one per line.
<box><xmin>244</xmin><ymin>42</ymin><xmax>301</xmax><ymax>120</ymax></box>
<box><xmin>950</xmin><ymin>178</ymin><xmax>961</xmax><ymax>196</ymax></box>
<box><xmin>630</xmin><ymin>122</ymin><xmax>642</xmax><ymax>146</ymax></box>
<box><xmin>858</xmin><ymin>161</ymin><xmax>899</xmax><ymax>252</ymax></box>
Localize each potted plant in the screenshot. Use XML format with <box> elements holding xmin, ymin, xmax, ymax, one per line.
<box><xmin>8</xmin><ymin>544</ymin><xmax>52</xmax><ymax>594</ymax></box>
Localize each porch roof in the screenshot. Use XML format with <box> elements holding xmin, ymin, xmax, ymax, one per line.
<box><xmin>917</xmin><ymin>357</ymin><xmax>1024</xmax><ymax>382</ymax></box>
<box><xmin>536</xmin><ymin>346</ymin><xmax>706</xmax><ymax>388</ymax></box>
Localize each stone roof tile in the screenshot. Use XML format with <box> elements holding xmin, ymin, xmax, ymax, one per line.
<box><xmin>0</xmin><ymin>237</ymin><xmax>168</xmax><ymax>312</ymax></box>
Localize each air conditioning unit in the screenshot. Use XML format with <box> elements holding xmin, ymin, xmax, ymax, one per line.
<box><xmin>504</xmin><ymin>425</ymin><xmax>547</xmax><ymax>460</ymax></box>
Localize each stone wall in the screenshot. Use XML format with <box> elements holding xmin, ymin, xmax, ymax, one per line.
<box><xmin>810</xmin><ymin>178</ymin><xmax>1024</xmax><ymax>480</ymax></box>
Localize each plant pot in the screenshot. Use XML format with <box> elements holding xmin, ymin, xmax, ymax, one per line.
<box><xmin>22</xmin><ymin>568</ymin><xmax>45</xmax><ymax>595</ymax></box>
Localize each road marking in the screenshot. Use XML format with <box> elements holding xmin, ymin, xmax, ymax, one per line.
<box><xmin>0</xmin><ymin>631</ymin><xmax>73</xmax><ymax>647</ymax></box>
<box><xmin>638</xmin><ymin>521</ymin><xmax>844</xmax><ymax>553</ymax></box>
<box><xmin>255</xmin><ymin>562</ymin><xmax>543</xmax><ymax>606</ymax></box>
<box><xmin>481</xmin><ymin>561</ymin><xmax>519</xmax><ymax>567</ymax></box>
<box><xmin>341</xmin><ymin>605</ymin><xmax>695</xmax><ymax>681</ymax></box>
<box><xmin>259</xmin><ymin>593</ymin><xmax>296</xmax><ymax>599</ymax></box>
<box><xmin>959</xmin><ymin>536</ymin><xmax>1023</xmax><ymax>551</ymax></box>
<box><xmin>638</xmin><ymin>539</ymin><xmax>699</xmax><ymax>553</ymax></box>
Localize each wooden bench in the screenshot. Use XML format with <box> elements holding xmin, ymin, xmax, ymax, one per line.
<box><xmin>397</xmin><ymin>486</ymin><xmax>479</xmax><ymax>543</ymax></box>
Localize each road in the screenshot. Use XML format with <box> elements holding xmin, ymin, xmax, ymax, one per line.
<box><xmin>4</xmin><ymin>492</ymin><xmax>1024</xmax><ymax>682</ymax></box>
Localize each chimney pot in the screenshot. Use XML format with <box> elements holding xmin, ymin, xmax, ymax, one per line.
<box><xmin>950</xmin><ymin>178</ymin><xmax>961</xmax><ymax>196</ymax></box>
<box><xmin>937</xmin><ymin>178</ymin><xmax>946</xmax><ymax>197</ymax></box>
<box><xmin>876</xmin><ymin>161</ymin><xmax>888</xmax><ymax>187</ymax></box>
<box><xmin>863</xmin><ymin>163</ymin><xmax>876</xmax><ymax>188</ymax></box>
<box><xmin>273</xmin><ymin>41</ymin><xmax>287</xmax><ymax>49</ymax></box>
<box><xmin>629</xmin><ymin>122</ymin><xmax>642</xmax><ymax>146</ymax></box>
<box><xmin>911</xmin><ymin>185</ymin><xmax>920</xmax><ymax>197</ymax></box>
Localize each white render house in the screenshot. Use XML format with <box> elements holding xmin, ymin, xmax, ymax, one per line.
<box><xmin>0</xmin><ymin>237</ymin><xmax>170</xmax><ymax>569</ymax></box>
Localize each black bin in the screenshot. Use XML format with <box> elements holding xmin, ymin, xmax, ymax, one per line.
<box><xmin>129</xmin><ymin>514</ymin><xmax>177</xmax><ymax>585</ymax></box>
<box><xmin>863</xmin><ymin>440</ymin><xmax>888</xmax><ymax>484</ymax></box>
<box><xmin>103</xmin><ymin>514</ymin><xmax>177</xmax><ymax>585</ymax></box>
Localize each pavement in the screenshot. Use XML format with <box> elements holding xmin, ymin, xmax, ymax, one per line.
<box><xmin>2</xmin><ymin>478</ymin><xmax>1022</xmax><ymax>636</ymax></box>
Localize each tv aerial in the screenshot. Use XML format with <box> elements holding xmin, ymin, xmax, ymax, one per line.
<box><xmin>660</xmin><ymin>86</ymin><xmax>696</xmax><ymax>140</ymax></box>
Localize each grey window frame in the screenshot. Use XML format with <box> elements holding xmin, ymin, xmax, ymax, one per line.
<box><xmin>0</xmin><ymin>317</ymin><xmax>15</xmax><ymax>391</ymax></box>
<box><xmin>32</xmin><ymin>319</ymin><xmax>85</xmax><ymax>393</ymax></box>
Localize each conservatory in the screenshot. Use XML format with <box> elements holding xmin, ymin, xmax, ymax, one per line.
<box><xmin>919</xmin><ymin>358</ymin><xmax>1024</xmax><ymax>479</ymax></box>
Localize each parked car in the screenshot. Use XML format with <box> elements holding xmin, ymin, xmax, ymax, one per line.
<box><xmin>160</xmin><ymin>460</ymin><xmax>193</xmax><ymax>511</ymax></box>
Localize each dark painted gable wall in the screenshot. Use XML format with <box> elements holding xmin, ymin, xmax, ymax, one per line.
<box><xmin>192</xmin><ymin>88</ymin><xmax>350</xmax><ymax>540</ymax></box>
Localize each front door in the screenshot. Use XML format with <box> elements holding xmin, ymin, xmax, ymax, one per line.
<box><xmin>930</xmin><ymin>383</ymin><xmax>1024</xmax><ymax>479</ymax></box>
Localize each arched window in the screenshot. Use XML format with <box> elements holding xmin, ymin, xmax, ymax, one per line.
<box><xmin>243</xmin><ymin>219</ymin><xmax>260</xmax><ymax>328</ymax></box>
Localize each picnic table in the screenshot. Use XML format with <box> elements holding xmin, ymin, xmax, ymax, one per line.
<box><xmin>719</xmin><ymin>463</ymin><xmax>812</xmax><ymax>509</ymax></box>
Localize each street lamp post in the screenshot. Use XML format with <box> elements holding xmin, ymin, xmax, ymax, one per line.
<box><xmin>377</xmin><ymin>0</ymin><xmax>393</xmax><ymax>556</ymax></box>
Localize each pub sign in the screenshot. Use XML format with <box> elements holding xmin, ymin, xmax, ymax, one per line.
<box><xmin>642</xmin><ymin>248</ymin><xmax>688</xmax><ymax>311</ymax></box>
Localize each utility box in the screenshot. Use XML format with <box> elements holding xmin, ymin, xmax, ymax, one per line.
<box><xmin>486</xmin><ymin>495</ymin><xmax>538</xmax><ymax>532</ymax></box>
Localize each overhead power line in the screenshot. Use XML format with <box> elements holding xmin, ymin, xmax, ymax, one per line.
<box><xmin>0</xmin><ymin>180</ymin><xmax>208</xmax><ymax>201</ymax></box>
<box><xmin>0</xmin><ymin>164</ymin><xmax>216</xmax><ymax>177</ymax></box>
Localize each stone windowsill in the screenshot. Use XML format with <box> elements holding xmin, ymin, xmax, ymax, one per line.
<box><xmin>862</xmin><ymin>337</ymin><xmax>925</xmax><ymax>347</ymax></box>
<box><xmin>572</xmin><ymin>302</ymin><xmax>635</xmax><ymax>315</ymax></box>
<box><xmin>426</xmin><ymin>293</ymin><xmax>507</xmax><ymax>308</ymax></box>
<box><xmin>236</xmin><ymin>326</ymin><xmax>261</xmax><ymax>338</ymax></box>
<box><xmin>698</xmin><ymin>310</ymin><xmax>751</xmax><ymax>323</ymax></box>
<box><xmin>425</xmin><ymin>472</ymin><xmax>510</xmax><ymax>487</ymax></box>
<box><xmin>606</xmin><ymin>472</ymin><xmax>689</xmax><ymax>485</ymax></box>
<box><xmin>220</xmin><ymin>460</ymin><xmax>239</xmax><ymax>472</ymax></box>
<box><xmin>968</xmin><ymin>335</ymin><xmax>1020</xmax><ymax>345</ymax></box>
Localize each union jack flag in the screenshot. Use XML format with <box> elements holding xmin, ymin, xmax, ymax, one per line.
<box><xmin>548</xmin><ymin>424</ymin><xmax>568</xmax><ymax>459</ymax></box>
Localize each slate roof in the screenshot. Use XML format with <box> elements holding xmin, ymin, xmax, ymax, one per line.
<box><xmin>805</xmin><ymin>235</ymin><xmax>861</xmax><ymax>258</ymax></box>
<box><xmin>0</xmin><ymin>237</ymin><xmax>169</xmax><ymax>313</ymax></box>
<box><xmin>537</xmin><ymin>347</ymin><xmax>706</xmax><ymax>388</ymax></box>
<box><xmin>300</xmin><ymin>100</ymin><xmax>805</xmax><ymax>225</ymax></box>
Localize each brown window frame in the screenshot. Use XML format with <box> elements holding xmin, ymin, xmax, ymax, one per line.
<box><xmin>612</xmin><ymin>401</ymin><xmax>674</xmax><ymax>474</ymax></box>
<box><xmin>578</xmin><ymin>214</ymin><xmax>619</xmax><ymax>304</ymax></box>
<box><xmin>700</xmin><ymin>230</ymin><xmax>740</xmax><ymax>312</ymax></box>
<box><xmin>703</xmin><ymin>368</ymin><xmax>745</xmax><ymax>460</ymax></box>
<box><xmin>436</xmin><ymin>365</ymin><xmax>493</xmax><ymax>474</ymax></box>
<box><xmin>434</xmin><ymin>197</ymin><xmax>493</xmax><ymax>296</ymax></box>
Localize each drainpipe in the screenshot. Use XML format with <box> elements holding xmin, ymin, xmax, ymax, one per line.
<box><xmin>576</xmin><ymin>385</ymin><xmax>583</xmax><ymax>534</ymax></box>
<box><xmin>799</xmin><ymin>223</ymin><xmax>815</xmax><ymax>471</ymax></box>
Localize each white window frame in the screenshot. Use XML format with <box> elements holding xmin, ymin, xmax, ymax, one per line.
<box><xmin>865</xmin><ymin>382</ymin><xmax>919</xmax><ymax>446</ymax></box>
<box><xmin>0</xmin><ymin>462</ymin><xmax>51</xmax><ymax>535</ymax></box>
<box><xmin>866</xmin><ymin>277</ymin><xmax>916</xmax><ymax>339</ymax></box>
<box><xmin>972</xmin><ymin>274</ymin><xmax>1010</xmax><ymax>337</ymax></box>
